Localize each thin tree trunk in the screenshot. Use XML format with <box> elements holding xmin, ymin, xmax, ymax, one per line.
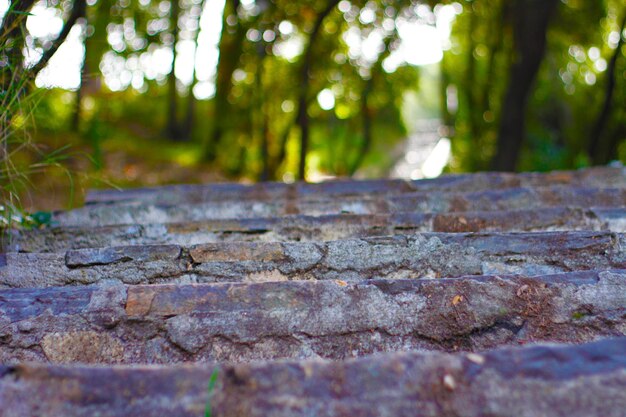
<box><xmin>480</xmin><ymin>0</ymin><xmax>505</xmax><ymax>119</ymax></box>
<box><xmin>72</xmin><ymin>17</ymin><xmax>89</xmax><ymax>132</ymax></box>
<box><xmin>606</xmin><ymin>123</ymin><xmax>626</xmax><ymax>163</ymax></box>
<box><xmin>205</xmin><ymin>0</ymin><xmax>244</xmax><ymax>161</ymax></box>
<box><xmin>166</xmin><ymin>0</ymin><xmax>181</xmax><ymax>140</ymax></box>
<box><xmin>587</xmin><ymin>12</ymin><xmax>626</xmax><ymax>165</ymax></box>
<box><xmin>491</xmin><ymin>0</ymin><xmax>558</xmax><ymax>171</ymax></box>
<box><xmin>348</xmin><ymin>30</ymin><xmax>396</xmax><ymax>177</ymax></box>
<box><xmin>72</xmin><ymin>59</ymin><xmax>85</xmax><ymax>131</ymax></box>
<box><xmin>349</xmin><ymin>77</ymin><xmax>373</xmax><ymax>176</ymax></box>
<box><xmin>181</xmin><ymin>0</ymin><xmax>206</xmax><ymax>141</ymax></box>
<box><xmin>256</xmin><ymin>46</ymin><xmax>271</xmax><ymax>181</ymax></box>
<box><xmin>269</xmin><ymin>110</ymin><xmax>299</xmax><ymax>179</ymax></box>
<box><xmin>182</xmin><ymin>73</ymin><xmax>196</xmax><ymax>141</ymax></box>
<box><xmin>439</xmin><ymin>55</ymin><xmax>453</xmax><ymax>129</ymax></box>
<box><xmin>296</xmin><ymin>0</ymin><xmax>340</xmax><ymax>181</ymax></box>
<box><xmin>464</xmin><ymin>8</ymin><xmax>479</xmax><ymax>168</ymax></box>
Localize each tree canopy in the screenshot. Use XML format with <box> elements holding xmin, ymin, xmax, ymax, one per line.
<box><xmin>1</xmin><ymin>0</ymin><xmax>625</xmax><ymax>209</ymax></box>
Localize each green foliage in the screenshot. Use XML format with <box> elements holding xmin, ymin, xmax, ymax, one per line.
<box><xmin>204</xmin><ymin>367</ymin><xmax>220</xmax><ymax>417</ymax></box>
<box><xmin>444</xmin><ymin>0</ymin><xmax>626</xmax><ymax>172</ymax></box>
<box><xmin>2</xmin><ymin>0</ymin><xmax>625</xmax><ymax>206</ymax></box>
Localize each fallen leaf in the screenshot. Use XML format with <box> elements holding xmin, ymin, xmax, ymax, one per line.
<box><xmin>516</xmin><ymin>284</ymin><xmax>530</xmax><ymax>297</ymax></box>
<box><xmin>335</xmin><ymin>280</ymin><xmax>348</xmax><ymax>287</ymax></box>
<box><xmin>443</xmin><ymin>374</ymin><xmax>456</xmax><ymax>390</ymax></box>
<box><xmin>452</xmin><ymin>295</ymin><xmax>463</xmax><ymax>305</ymax></box>
<box><xmin>466</xmin><ymin>353</ymin><xmax>485</xmax><ymax>365</ymax></box>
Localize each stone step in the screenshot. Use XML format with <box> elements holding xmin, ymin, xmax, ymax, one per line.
<box><xmin>1</xmin><ymin>338</ymin><xmax>624</xmax><ymax>417</ymax></box>
<box><xmin>84</xmin><ymin>165</ymin><xmax>626</xmax><ymax>205</ymax></box>
<box><xmin>2</xmin><ymin>231</ymin><xmax>625</xmax><ymax>288</ymax></box>
<box><xmin>54</xmin><ymin>186</ymin><xmax>626</xmax><ymax>227</ymax></box>
<box><xmin>7</xmin><ymin>207</ymin><xmax>626</xmax><ymax>252</ymax></box>
<box><xmin>1</xmin><ymin>271</ymin><xmax>624</xmax><ymax>364</ymax></box>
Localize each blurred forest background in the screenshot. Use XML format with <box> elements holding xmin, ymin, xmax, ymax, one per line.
<box><xmin>0</xmin><ymin>0</ymin><xmax>625</xmax><ymax>214</ymax></box>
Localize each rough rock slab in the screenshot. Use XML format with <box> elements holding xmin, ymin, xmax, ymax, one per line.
<box><xmin>53</xmin><ymin>186</ymin><xmax>626</xmax><ymax>226</ymax></box>
<box><xmin>2</xmin><ymin>231</ymin><xmax>625</xmax><ymax>288</ymax></box>
<box><xmin>1</xmin><ymin>338</ymin><xmax>625</xmax><ymax>417</ymax></box>
<box><xmin>1</xmin><ymin>270</ymin><xmax>624</xmax><ymax>364</ymax></box>
<box><xmin>8</xmin><ymin>207</ymin><xmax>626</xmax><ymax>252</ymax></box>
<box><xmin>84</xmin><ymin>165</ymin><xmax>626</xmax><ymax>205</ymax></box>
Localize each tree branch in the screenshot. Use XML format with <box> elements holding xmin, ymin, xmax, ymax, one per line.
<box><xmin>296</xmin><ymin>0</ymin><xmax>340</xmax><ymax>180</ymax></box>
<box><xmin>31</xmin><ymin>0</ymin><xmax>86</xmax><ymax>77</ymax></box>
<box><xmin>587</xmin><ymin>12</ymin><xmax>626</xmax><ymax>164</ymax></box>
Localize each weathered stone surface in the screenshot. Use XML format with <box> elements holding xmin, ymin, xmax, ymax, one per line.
<box><xmin>189</xmin><ymin>241</ymin><xmax>285</xmax><ymax>262</ymax></box>
<box><xmin>212</xmin><ymin>337</ymin><xmax>626</xmax><ymax>417</ymax></box>
<box><xmin>2</xmin><ymin>231</ymin><xmax>625</xmax><ymax>287</ymax></box>
<box><xmin>53</xmin><ymin>186</ymin><xmax>626</xmax><ymax>226</ymax></box>
<box><xmin>1</xmin><ymin>338</ymin><xmax>625</xmax><ymax>417</ymax></box>
<box><xmin>0</xmin><ymin>271</ymin><xmax>624</xmax><ymax>363</ymax></box>
<box><xmin>64</xmin><ymin>244</ymin><xmax>181</xmax><ymax>267</ymax></box>
<box><xmin>2</xmin><ymin>167</ymin><xmax>626</xmax><ymax>415</ymax></box>
<box><xmin>0</xmin><ymin>363</ymin><xmax>213</xmax><ymax>417</ymax></box>
<box><xmin>40</xmin><ymin>331</ymin><xmax>125</xmax><ymax>363</ymax></box>
<box><xmin>84</xmin><ymin>165</ymin><xmax>626</xmax><ymax>205</ymax></box>
<box><xmin>8</xmin><ymin>207</ymin><xmax>625</xmax><ymax>252</ymax></box>
<box><xmin>394</xmin><ymin>185</ymin><xmax>626</xmax><ymax>213</ymax></box>
<box><xmin>0</xmin><ymin>249</ymin><xmax>186</xmax><ymax>287</ymax></box>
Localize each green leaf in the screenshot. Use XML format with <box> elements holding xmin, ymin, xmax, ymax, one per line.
<box><xmin>30</xmin><ymin>211</ymin><xmax>52</xmax><ymax>227</ymax></box>
<box><xmin>204</xmin><ymin>367</ymin><xmax>219</xmax><ymax>417</ymax></box>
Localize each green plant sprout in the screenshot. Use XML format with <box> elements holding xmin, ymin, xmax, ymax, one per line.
<box><xmin>204</xmin><ymin>367</ymin><xmax>219</xmax><ymax>417</ymax></box>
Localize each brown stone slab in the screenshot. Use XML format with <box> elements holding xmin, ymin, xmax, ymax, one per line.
<box><xmin>1</xmin><ymin>338</ymin><xmax>625</xmax><ymax>417</ymax></box>
<box><xmin>2</xmin><ymin>231</ymin><xmax>625</xmax><ymax>288</ymax></box>
<box><xmin>188</xmin><ymin>242</ymin><xmax>285</xmax><ymax>262</ymax></box>
<box><xmin>0</xmin><ymin>271</ymin><xmax>625</xmax><ymax>363</ymax></box>
<box><xmin>431</xmin><ymin>206</ymin><xmax>611</xmax><ymax>232</ymax></box>
<box><xmin>52</xmin><ymin>186</ymin><xmax>626</xmax><ymax>227</ymax></box>
<box><xmin>83</xmin><ymin>165</ymin><xmax>626</xmax><ymax>205</ymax></box>
<box><xmin>7</xmin><ymin>207</ymin><xmax>625</xmax><ymax>253</ymax></box>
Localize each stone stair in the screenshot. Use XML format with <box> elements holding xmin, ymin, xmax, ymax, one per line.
<box><xmin>50</xmin><ymin>185</ymin><xmax>626</xmax><ymax>226</ymax></box>
<box><xmin>1</xmin><ymin>166</ymin><xmax>625</xmax><ymax>416</ymax></box>
<box><xmin>9</xmin><ymin>208</ymin><xmax>626</xmax><ymax>252</ymax></box>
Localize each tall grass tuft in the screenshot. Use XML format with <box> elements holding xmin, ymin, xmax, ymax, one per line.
<box><xmin>1</xmin><ymin>3</ymin><xmax>72</xmax><ymax>238</ymax></box>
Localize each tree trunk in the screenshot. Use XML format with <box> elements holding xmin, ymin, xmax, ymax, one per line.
<box><xmin>491</xmin><ymin>0</ymin><xmax>558</xmax><ymax>171</ymax></box>
<box><xmin>296</xmin><ymin>0</ymin><xmax>340</xmax><ymax>181</ymax></box>
<box><xmin>587</xmin><ymin>12</ymin><xmax>626</xmax><ymax>165</ymax></box>
<box><xmin>204</xmin><ymin>0</ymin><xmax>244</xmax><ymax>162</ymax></box>
<box><xmin>480</xmin><ymin>1</ymin><xmax>505</xmax><ymax>120</ymax></box>
<box><xmin>72</xmin><ymin>59</ymin><xmax>85</xmax><ymax>132</ymax></box>
<box><xmin>349</xmin><ymin>78</ymin><xmax>373</xmax><ymax>176</ymax></box>
<box><xmin>166</xmin><ymin>0</ymin><xmax>181</xmax><ymax>140</ymax></box>
<box><xmin>439</xmin><ymin>55</ymin><xmax>454</xmax><ymax>130</ymax></box>
<box><xmin>464</xmin><ymin>8</ymin><xmax>479</xmax><ymax>170</ymax></box>
<box><xmin>72</xmin><ymin>16</ymin><xmax>89</xmax><ymax>132</ymax></box>
<box><xmin>180</xmin><ymin>0</ymin><xmax>206</xmax><ymax>142</ymax></box>
<box><xmin>182</xmin><ymin>76</ymin><xmax>196</xmax><ymax>142</ymax></box>
<box><xmin>256</xmin><ymin>46</ymin><xmax>271</xmax><ymax>181</ymax></box>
